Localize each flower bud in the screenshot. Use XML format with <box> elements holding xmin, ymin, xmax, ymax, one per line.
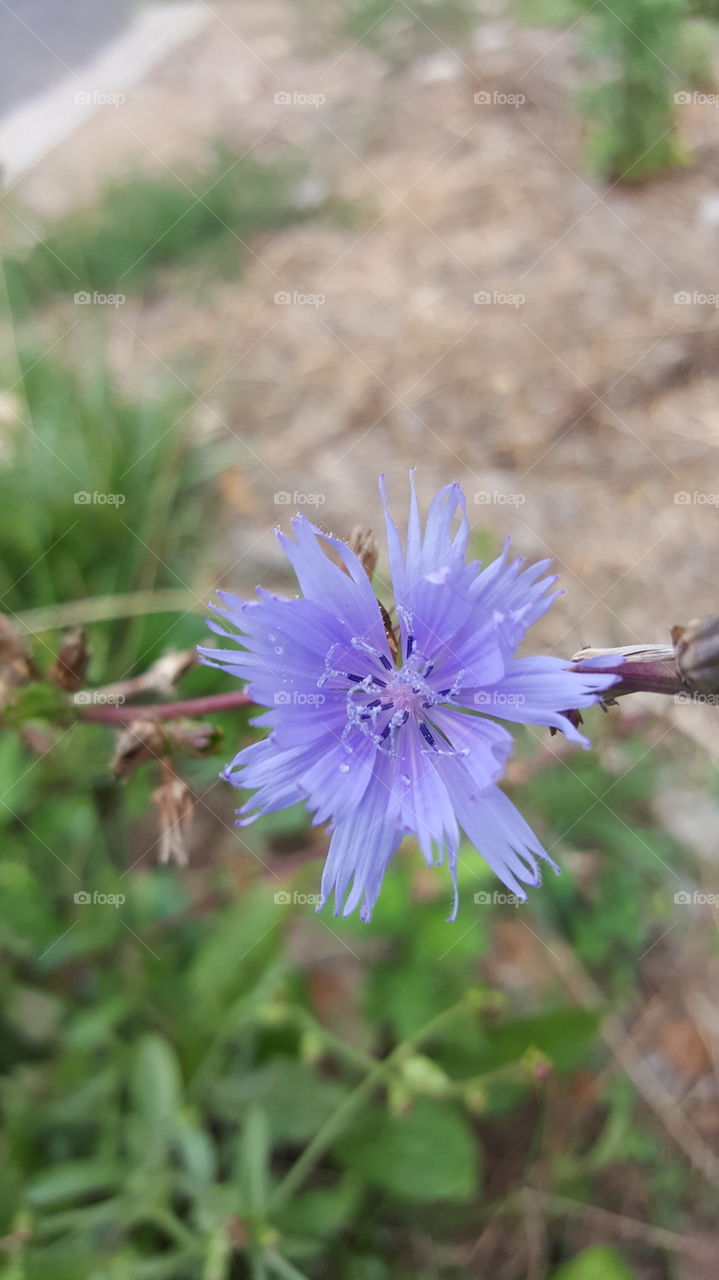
<box><xmin>347</xmin><ymin>525</ymin><xmax>379</xmax><ymax>580</ymax></box>
<box><xmin>299</xmin><ymin>1027</ymin><xmax>325</xmax><ymax>1064</ymax></box>
<box><xmin>111</xmin><ymin>720</ymin><xmax>165</xmax><ymax>779</ymax></box>
<box><xmin>164</xmin><ymin>719</ymin><xmax>223</xmax><ymax>756</ymax></box>
<box><xmin>398</xmin><ymin>1053</ymin><xmax>452</xmax><ymax>1098</ymax></box>
<box><xmin>153</xmin><ymin>773</ymin><xmax>193</xmax><ymax>865</ymax></box>
<box><xmin>50</xmin><ymin>628</ymin><xmax>90</xmax><ymax>691</ymax></box>
<box><xmin>521</xmin><ymin>1046</ymin><xmax>552</xmax><ymax>1081</ymax></box>
<box><xmin>144</xmin><ymin>648</ymin><xmax>196</xmax><ymax>695</ymax></box>
<box><xmin>0</xmin><ymin>616</ymin><xmax>41</xmax><ymax>707</ymax></box>
<box><xmin>672</xmin><ymin>617</ymin><xmax>719</xmax><ymax>694</ymax></box>
<box><xmin>463</xmin><ymin>1084</ymin><xmax>488</xmax><ymax>1115</ymax></box>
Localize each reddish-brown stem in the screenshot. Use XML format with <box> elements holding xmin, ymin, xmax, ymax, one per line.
<box><xmin>72</xmin><ymin>644</ymin><xmax>696</xmax><ymax>726</ymax></box>
<box><xmin>75</xmin><ymin>689</ymin><xmax>253</xmax><ymax>724</ymax></box>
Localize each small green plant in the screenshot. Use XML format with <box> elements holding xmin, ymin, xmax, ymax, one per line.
<box><xmin>2</xmin><ymin>147</ymin><xmax>308</xmax><ymax>312</ymax></box>
<box><xmin>514</xmin><ymin>0</ymin><xmax>583</xmax><ymax>26</ymax></box>
<box><xmin>330</xmin><ymin>0</ymin><xmax>477</xmax><ymax>59</ymax></box>
<box><xmin>580</xmin><ymin>0</ymin><xmax>688</xmax><ymax>180</ymax></box>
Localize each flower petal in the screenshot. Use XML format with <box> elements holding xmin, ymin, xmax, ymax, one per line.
<box><xmin>469</xmin><ymin>656</ymin><xmax>620</xmax><ymax>745</ymax></box>
<box><xmin>318</xmin><ymin>756</ymin><xmax>402</xmax><ymax>921</ymax></box>
<box><xmin>439</xmin><ymin>766</ymin><xmax>558</xmax><ymax>898</ymax></box>
<box><xmin>277</xmin><ymin>517</ymin><xmax>390</xmax><ymax>657</ymax></box>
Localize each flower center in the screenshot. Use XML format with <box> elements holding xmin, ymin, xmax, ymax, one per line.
<box><xmin>321</xmin><ymin>630</ymin><xmax>463</xmax><ymax>754</ymax></box>
<box><xmin>386</xmin><ymin>676</ymin><xmax>427</xmax><ymax>714</ymax></box>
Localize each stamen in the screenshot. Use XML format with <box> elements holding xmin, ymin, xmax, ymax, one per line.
<box><xmin>379</xmin><ymin>654</ymin><xmax>393</xmax><ymax>671</ymax></box>
<box><xmin>406</xmin><ymin>634</ymin><xmax>414</xmax><ymax>658</ymax></box>
<box><xmin>419</xmin><ymin>722</ymin><xmax>435</xmax><ymax>747</ymax></box>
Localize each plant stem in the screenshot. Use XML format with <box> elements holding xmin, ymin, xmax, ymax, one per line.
<box><xmin>268</xmin><ymin>993</ymin><xmax>476</xmax><ymax>1214</ymax></box>
<box><xmin>75</xmin><ymin>689</ymin><xmax>253</xmax><ymax>724</ymax></box>
<box><xmin>266</xmin><ymin>1254</ymin><xmax>312</xmax><ymax>1280</ymax></box>
<box><xmin>17</xmin><ymin>589</ymin><xmax>204</xmax><ymax>634</ymax></box>
<box><xmin>570</xmin><ymin>644</ymin><xmax>683</xmax><ymax>698</ymax></box>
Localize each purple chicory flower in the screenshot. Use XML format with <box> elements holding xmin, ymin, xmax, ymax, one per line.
<box><xmin>199</xmin><ymin>476</ymin><xmax>620</xmax><ymax>922</ymax></box>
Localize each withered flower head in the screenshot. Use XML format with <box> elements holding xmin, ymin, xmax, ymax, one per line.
<box><xmin>153</xmin><ymin>772</ymin><xmax>193</xmax><ymax>866</ymax></box>
<box><xmin>672</xmin><ymin>617</ymin><xmax>719</xmax><ymax>694</ymax></box>
<box><xmin>347</xmin><ymin>525</ymin><xmax>379</xmax><ymax>581</ymax></box>
<box><xmin>0</xmin><ymin>616</ymin><xmax>41</xmax><ymax>702</ymax></box>
<box><xmin>111</xmin><ymin>720</ymin><xmax>166</xmax><ymax>780</ymax></box>
<box><xmin>50</xmin><ymin>628</ymin><xmax>90</xmax><ymax>692</ymax></box>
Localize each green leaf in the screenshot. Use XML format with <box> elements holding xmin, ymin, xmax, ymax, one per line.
<box><xmin>3</xmin><ymin>681</ymin><xmax>67</xmax><ymax>727</ymax></box>
<box><xmin>471</xmin><ymin>1009</ymin><xmax>598</xmax><ymax>1074</ymax></box>
<box><xmin>212</xmin><ymin>1059</ymin><xmax>350</xmax><ymax>1143</ymax></box>
<box><xmin>174</xmin><ymin>1118</ymin><xmax>217</xmax><ymax>1188</ymax></box>
<box><xmin>236</xmin><ymin>1104</ymin><xmax>270</xmax><ymax>1215</ymax></box>
<box><xmin>187</xmin><ymin>886</ymin><xmax>281</xmax><ymax>1026</ymax></box>
<box><xmin>334</xmin><ymin>1099</ymin><xmax>479</xmax><ymax>1203</ymax></box>
<box><xmin>275</xmin><ymin>1175</ymin><xmax>361</xmax><ymax>1239</ymax></box>
<box><xmin>128</xmin><ymin>1034</ymin><xmax>184</xmax><ymax>1162</ymax></box>
<box><xmin>26</xmin><ymin>1160</ymin><xmax>120</xmax><ymax>1206</ymax></box>
<box><xmin>130</xmin><ymin>1034</ymin><xmax>183</xmax><ymax>1123</ymax></box>
<box><xmin>551</xmin><ymin>1245</ymin><xmax>637</xmax><ymax>1280</ymax></box>
<box><xmin>65</xmin><ymin>993</ymin><xmax>132</xmax><ymax>1049</ymax></box>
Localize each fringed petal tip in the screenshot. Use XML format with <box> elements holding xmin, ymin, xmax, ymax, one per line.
<box><xmin>234</xmin><ymin>811</ymin><xmax>258</xmax><ymax>828</ymax></box>
<box><xmin>445</xmin><ymin>874</ymin><xmax>459</xmax><ymax>923</ymax></box>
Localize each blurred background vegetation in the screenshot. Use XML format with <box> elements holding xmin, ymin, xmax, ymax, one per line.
<box><xmin>2</xmin><ymin>0</ymin><xmax>719</xmax><ymax>1277</ymax></box>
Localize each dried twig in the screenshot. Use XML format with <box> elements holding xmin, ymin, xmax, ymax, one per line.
<box><xmin>541</xmin><ymin>931</ymin><xmax>719</xmax><ymax>1190</ymax></box>
<box><xmin>510</xmin><ymin>1188</ymin><xmax>717</xmax><ymax>1262</ymax></box>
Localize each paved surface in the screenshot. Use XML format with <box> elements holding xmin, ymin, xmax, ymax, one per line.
<box><xmin>0</xmin><ymin>0</ymin><xmax>132</xmax><ymax>114</ymax></box>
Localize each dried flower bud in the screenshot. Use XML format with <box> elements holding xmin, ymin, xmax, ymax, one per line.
<box><xmin>153</xmin><ymin>772</ymin><xmax>193</xmax><ymax>866</ymax></box>
<box><xmin>111</xmin><ymin>720</ymin><xmax>165</xmax><ymax>780</ymax></box>
<box><xmin>164</xmin><ymin>719</ymin><xmax>223</xmax><ymax>757</ymax></box>
<box><xmin>0</xmin><ymin>615</ymin><xmax>40</xmax><ymax>689</ymax></box>
<box><xmin>347</xmin><ymin>525</ymin><xmax>379</xmax><ymax>580</ymax></box>
<box><xmin>143</xmin><ymin>649</ymin><xmax>196</xmax><ymax>696</ymax></box>
<box><xmin>50</xmin><ymin>628</ymin><xmax>90</xmax><ymax>691</ymax></box>
<box><xmin>20</xmin><ymin>724</ymin><xmax>56</xmax><ymax>755</ymax></box>
<box><xmin>672</xmin><ymin>617</ymin><xmax>719</xmax><ymax>694</ymax></box>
